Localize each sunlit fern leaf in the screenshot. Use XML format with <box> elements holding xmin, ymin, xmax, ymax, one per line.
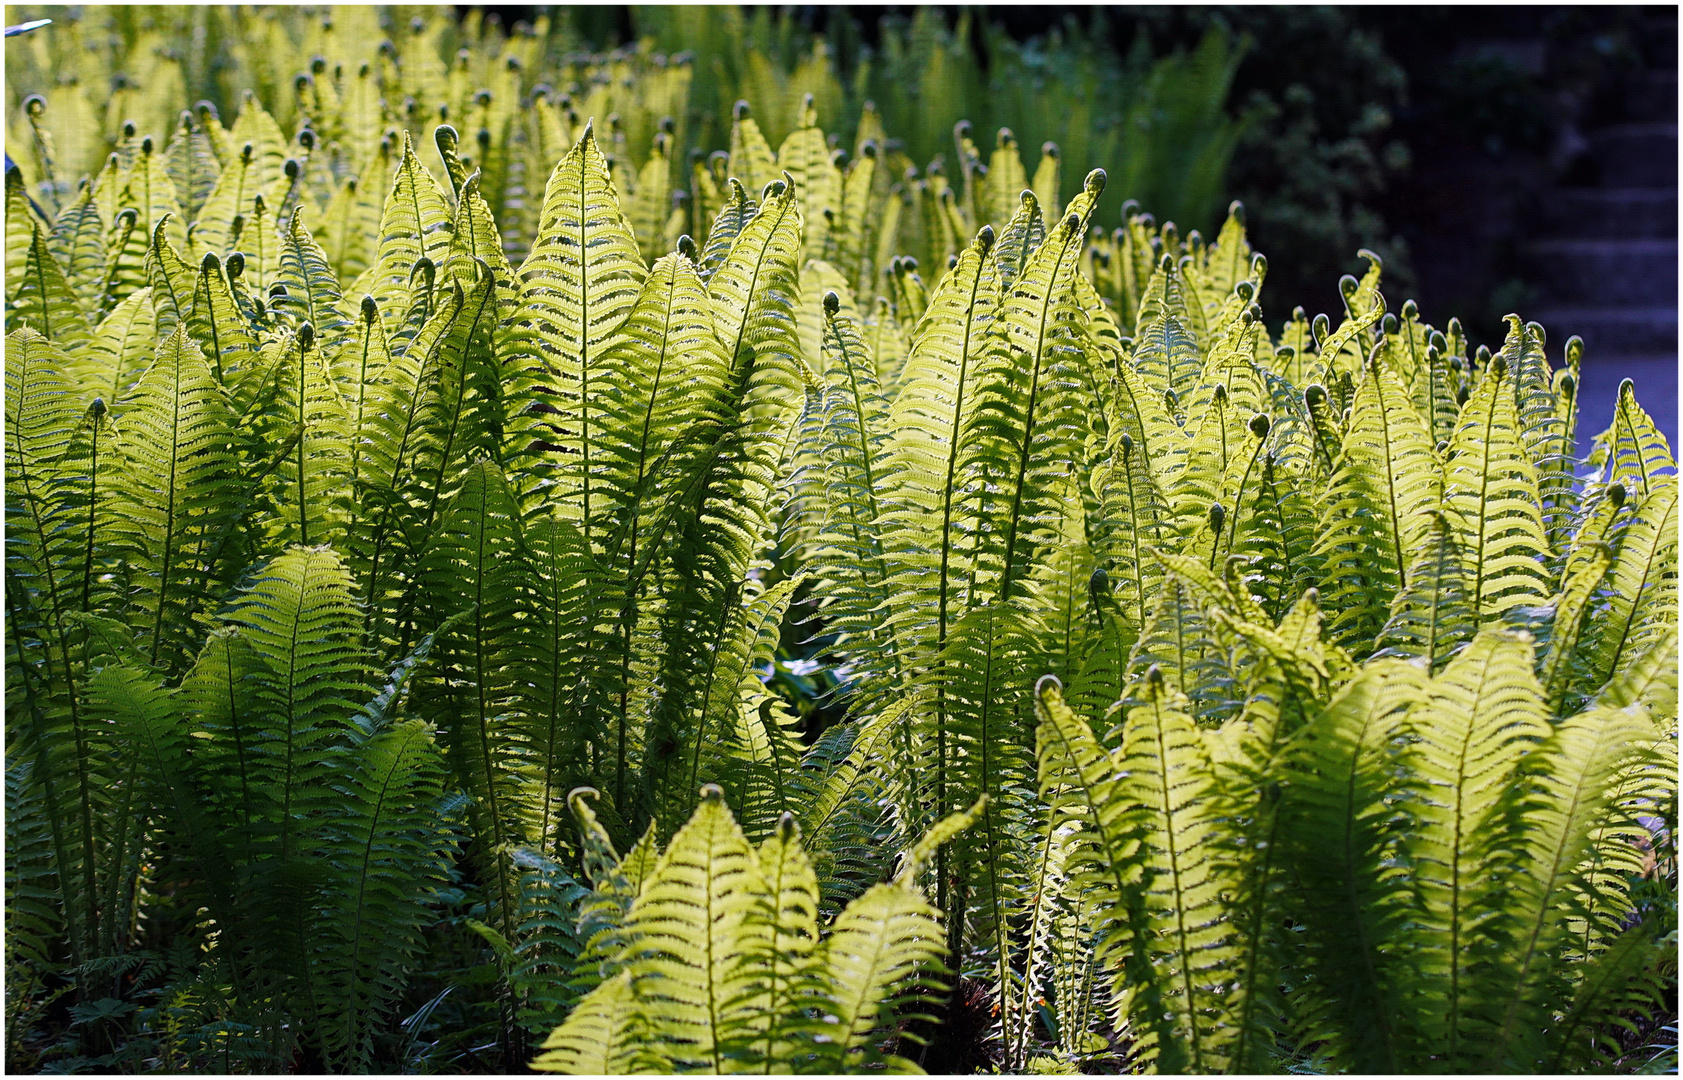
<box><xmin>105</xmin><ymin>328</ymin><xmax>240</xmax><ymax>668</ymax></box>
<box><xmin>192</xmin><ymin>142</ymin><xmax>262</xmax><ymax>258</ymax></box>
<box><xmin>415</xmin><ymin>459</ymin><xmax>532</xmax><ymax>937</ymax></box>
<box><xmin>1170</xmin><ymin>385</ymin><xmax>1256</xmax><ymax>549</ymax></box>
<box><xmin>144</xmin><ymin>216</ymin><xmax>204</xmax><ymax>346</ymax></box>
<box><xmin>319</xmin><ymin>173</ymin><xmax>383</xmax><ymax>285</ymax></box>
<box><xmin>1031</xmin><ymin>675</ymin><xmax>1174</xmax><ymax>1070</ymax></box>
<box><xmin>231</xmin><ymin>193</ymin><xmax>280</xmax><ymax>297</ymax></box>
<box><xmin>626</xmin><ymin>131</ymin><xmax>672</xmax><ymax>265</ymax></box>
<box><xmin>190</xmin><ymin>253</ymin><xmax>262</xmax><ymax>392</ymax></box>
<box><xmin>358</xmin><ymin>133</ymin><xmax>456</xmax><ymax>327</ymax></box>
<box><xmin>1203</xmin><ymin>202</ymin><xmax>1254</xmax><ymax>300</ymax></box>
<box><xmin>1133</xmin><ymin>251</ymin><xmax>1203</xmax><ymax>349</ymax></box>
<box><xmin>960</xmin><ymin>171</ymin><xmax>1106</xmax><ymax>604</ymax></box>
<box><xmin>800</xmin><ymin>292</ymin><xmax>906</xmax><ymax>694</ymax></box>
<box><xmin>708</xmin><ymin>173</ymin><xmax>809</xmax><ymax>396</ymax></box>
<box><xmin>794</xmin><ymin>258</ymin><xmax>858</xmax><ymax>382</ymax></box>
<box><xmin>514</xmin><ymin>121</ymin><xmax>647</xmax><ymax>536</ymax></box>
<box><xmin>811</xmin><ymin>879</ymin><xmax>949</xmax><ymax>1072</ymax></box>
<box><xmin>1591</xmin><ymin>378</ymin><xmax>1676</xmax><ymax>500</ymax></box>
<box><xmin>728</xmin><ymin>101</ymin><xmax>781</xmax><ymax>200</ymax></box>
<box><xmin>992</xmin><ymin>189</ymin><xmax>1045</xmax><ymax>293</ymax></box>
<box><xmin>1312</xmin><ymin>352</ymin><xmax>1443</xmax><ymax>650</ymax></box>
<box><xmin>1129</xmin><ymin>310</ymin><xmax>1203</xmax><ymax>412</ymax></box>
<box><xmin>342</xmin><ymin>283</ymin><xmax>467</xmax><ymax>646</ymax></box>
<box><xmin>1537</xmin><ymin>541</ymin><xmax>1613</xmax><ymax>715</ymax></box>
<box><xmin>1491</xmin><ymin>318</ymin><xmax>1564</xmax><ymax>471</ymax></box>
<box><xmin>10</xmin><ymin>214</ymin><xmax>90</xmax><ymax>350</ymax></box>
<box><xmin>1030</xmin><ymin>471</ymin><xmax>1100</xmax><ymax>693</ymax></box>
<box><xmin>1584</xmin><ymin>476</ymin><xmax>1677</xmax><ymax>695</ymax></box>
<box><xmin>835</xmin><ymin>141</ymin><xmax>878</xmax><ymax>294</ymax></box>
<box><xmin>312</xmin><ymin>718</ymin><xmax>454</xmax><ymax>1072</ymax></box>
<box><xmin>698</xmin><ymin>177</ymin><xmax>756</xmax><ymax>285</ymax></box>
<box><xmin>256</xmin><ymin>324</ymin><xmax>352</xmax><ymax>550</ymax></box>
<box><xmin>1279</xmin><ymin>659</ymin><xmax>1428</xmax><ymax>1072</ymax></box>
<box><xmin>6</xmin><ymin>165</ymin><xmax>46</xmax><ymax>299</ymax></box>
<box><xmin>1230</xmin><ymin>452</ymin><xmax>1322</xmax><ymax>623</ymax></box>
<box><xmin>532</xmin><ymin>970</ymin><xmax>658</xmax><ymax>1074</ymax></box>
<box><xmin>432</xmin><ymin>123</ymin><xmax>470</xmax><ymax>200</ymax></box>
<box><xmin>777</xmin><ymin>99</ymin><xmax>840</xmax><ymax>264</ymax></box>
<box><xmin>89</xmin><ymin>151</ymin><xmax>126</xmax><ymax>225</ymax></box>
<box><xmin>744</xmin><ymin>813</ymin><xmax>825</xmax><ymax>1063</ymax></box>
<box><xmin>885</xmin><ymin>228</ymin><xmax>999</xmax><ymax>664</ymax></box>
<box><xmin>1441</xmin><ymin>354</ymin><xmax>1553</xmax><ymax>619</ymax></box>
<box><xmin>587</xmin><ymin>243</ymin><xmax>730</xmax><ymax>540</ymax></box>
<box><xmin>273</xmin><ymin>212</ymin><xmax>352</xmax><ymax>343</ymax></box>
<box><xmin>623</xmin><ymin>786</ymin><xmax>769</xmax><ymax>1071</ymax></box>
<box><xmin>227</xmin><ymin>89</ymin><xmax>290</xmax><ymax>199</ymax></box>
<box><xmin>443</xmin><ymin>170</ymin><xmax>515</xmax><ymax>296</ymax></box>
<box><xmin>1373</xmin><ymin>510</ymin><xmax>1477</xmax><ymax>673</ymax></box>
<box><xmin>48</xmin><ymin>181</ymin><xmax>107</xmax><ymax>311</ymax></box>
<box><xmin>411</xmin><ymin>270</ymin><xmax>509</xmax><ymax>539</ymax></box>
<box><xmin>163</xmin><ymin>108</ymin><xmax>220</xmax><ymax>224</ymax></box>
<box><xmin>121</xmin><ymin>136</ymin><xmax>186</xmax><ymax>251</ymax></box>
<box><xmin>1394</xmin><ymin>628</ymin><xmax>1552</xmax><ymax>1066</ymax></box>
<box><xmin>1125</xmin><ymin>563</ymin><xmax>1234</xmax><ymax>723</ymax></box>
<box><xmin>978</xmin><ymin>127</ymin><xmax>1025</xmax><ymax>230</ymax></box>
<box><xmin>1596</xmin><ymin>633</ymin><xmax>1678</xmax><ymax>729</ymax></box>
<box><xmin>1475</xmin><ymin>702</ymin><xmax>1657</xmax><ymax>1072</ymax></box>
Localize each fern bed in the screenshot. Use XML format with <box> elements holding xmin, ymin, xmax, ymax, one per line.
<box><xmin>4</xmin><ymin>7</ymin><xmax>1678</xmax><ymax>1075</ymax></box>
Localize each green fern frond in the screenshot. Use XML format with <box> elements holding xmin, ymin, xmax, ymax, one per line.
<box><xmin>1280</xmin><ymin>659</ymin><xmax>1428</xmax><ymax>1071</ymax></box>
<box><xmin>1441</xmin><ymin>355</ymin><xmax>1553</xmax><ymax>618</ymax></box>
<box><xmin>1312</xmin><ymin>351</ymin><xmax>1443</xmax><ymax>649</ymax></box>
<box><xmin>1592</xmin><ymin>377</ymin><xmax>1676</xmax><ymax>500</ymax></box>
<box><xmin>1395</xmin><ymin>628</ymin><xmax>1552</xmax><ymax>1066</ymax></box>
<box><xmin>106</xmin><ymin>328</ymin><xmax>241</xmax><ymax>667</ymax></box>
<box><xmin>1583</xmin><ymin>476</ymin><xmax>1677</xmax><ymax>695</ymax></box>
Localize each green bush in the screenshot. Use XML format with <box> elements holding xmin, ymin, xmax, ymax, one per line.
<box><xmin>5</xmin><ymin>7</ymin><xmax>1676</xmax><ymax>1074</ymax></box>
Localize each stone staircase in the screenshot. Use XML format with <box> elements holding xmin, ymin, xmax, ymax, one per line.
<box><xmin>1529</xmin><ymin>13</ymin><xmax>1677</xmax><ymax>453</ymax></box>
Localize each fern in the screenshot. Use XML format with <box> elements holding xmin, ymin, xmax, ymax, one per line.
<box><xmin>6</xmin><ymin>24</ymin><xmax>1675</xmax><ymax>1071</ymax></box>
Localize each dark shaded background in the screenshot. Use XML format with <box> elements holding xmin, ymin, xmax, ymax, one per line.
<box><xmin>472</xmin><ymin>4</ymin><xmax>1676</xmax><ymax>446</ymax></box>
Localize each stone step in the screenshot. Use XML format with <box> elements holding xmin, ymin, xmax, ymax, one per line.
<box><xmin>1541</xmin><ymin>188</ymin><xmax>1677</xmax><ymax>239</ymax></box>
<box><xmin>1529</xmin><ymin>306</ymin><xmax>1678</xmax><ymax>355</ymax></box>
<box><xmin>1523</xmin><ymin>238</ymin><xmax>1678</xmax><ymax>307</ymax></box>
<box><xmin>1575</xmin><ymin>354</ymin><xmax>1678</xmax><ymax>453</ymax></box>
<box><xmin>1585</xmin><ymin>123</ymin><xmax>1678</xmax><ymax>187</ymax></box>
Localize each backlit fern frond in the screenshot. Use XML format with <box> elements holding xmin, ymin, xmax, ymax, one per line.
<box><xmin>1393</xmin><ymin>628</ymin><xmax>1553</xmax><ymax>1067</ymax></box>
<box><xmin>1312</xmin><ymin>351</ymin><xmax>1443</xmax><ymax>650</ymax></box>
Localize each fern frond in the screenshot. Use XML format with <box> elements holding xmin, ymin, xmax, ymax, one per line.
<box><xmin>1584</xmin><ymin>476</ymin><xmax>1677</xmax><ymax>694</ymax></box>
<box><xmin>1312</xmin><ymin>351</ymin><xmax>1443</xmax><ymax>649</ymax></box>
<box><xmin>106</xmin><ymin>328</ymin><xmax>241</xmax><ymax>668</ymax></box>
<box><xmin>1592</xmin><ymin>377</ymin><xmax>1676</xmax><ymax>500</ymax></box>
<box><xmin>1280</xmin><ymin>658</ymin><xmax>1428</xmax><ymax>1072</ymax></box>
<box><xmin>1442</xmin><ymin>355</ymin><xmax>1552</xmax><ymax>618</ymax></box>
<box><xmin>1395</xmin><ymin>628</ymin><xmax>1552</xmax><ymax>1066</ymax></box>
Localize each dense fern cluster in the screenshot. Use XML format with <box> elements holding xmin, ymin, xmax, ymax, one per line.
<box><xmin>6</xmin><ymin>7</ymin><xmax>1677</xmax><ymax>1075</ymax></box>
